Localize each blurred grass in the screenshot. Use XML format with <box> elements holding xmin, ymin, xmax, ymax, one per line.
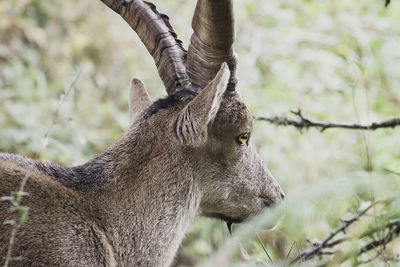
<box><xmin>1</xmin><ymin>0</ymin><xmax>400</xmax><ymax>265</ymax></box>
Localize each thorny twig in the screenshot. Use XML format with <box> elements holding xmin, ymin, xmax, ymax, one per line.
<box><xmin>292</xmin><ymin>200</ymin><xmax>387</xmax><ymax>263</ymax></box>
<box><xmin>356</xmin><ymin>219</ymin><xmax>400</xmax><ymax>264</ymax></box>
<box><xmin>255</xmin><ymin>109</ymin><xmax>400</xmax><ymax>132</ymax></box>
<box><xmin>359</xmin><ymin>219</ymin><xmax>400</xmax><ymax>254</ymax></box>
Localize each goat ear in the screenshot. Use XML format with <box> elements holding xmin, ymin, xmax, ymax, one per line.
<box><xmin>128</xmin><ymin>78</ymin><xmax>152</xmax><ymax>123</ymax></box>
<box><xmin>176</xmin><ymin>63</ymin><xmax>230</xmax><ymax>146</ymax></box>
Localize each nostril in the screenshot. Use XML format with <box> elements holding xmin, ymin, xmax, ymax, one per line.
<box><xmin>280</xmin><ymin>192</ymin><xmax>285</xmax><ymax>201</ymax></box>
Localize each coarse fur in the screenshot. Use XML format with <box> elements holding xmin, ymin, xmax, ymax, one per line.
<box><xmin>0</xmin><ymin>64</ymin><xmax>283</xmax><ymax>266</ymax></box>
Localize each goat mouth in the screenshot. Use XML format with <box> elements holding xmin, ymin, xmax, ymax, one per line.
<box><xmin>203</xmin><ymin>212</ymin><xmax>244</xmax><ymax>234</ymax></box>
<box><xmin>203</xmin><ymin>212</ymin><xmax>245</xmax><ymax>224</ymax></box>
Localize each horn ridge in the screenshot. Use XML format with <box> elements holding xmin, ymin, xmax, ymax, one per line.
<box><xmin>100</xmin><ymin>0</ymin><xmax>192</xmax><ymax>95</ymax></box>
<box><xmin>186</xmin><ymin>0</ymin><xmax>238</xmax><ymax>91</ymax></box>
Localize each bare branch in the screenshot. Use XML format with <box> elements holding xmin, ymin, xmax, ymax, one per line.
<box><xmin>255</xmin><ymin>109</ymin><xmax>400</xmax><ymax>132</ymax></box>
<box><xmin>292</xmin><ymin>200</ymin><xmax>387</xmax><ymax>263</ymax></box>
<box><xmin>359</xmin><ymin>219</ymin><xmax>400</xmax><ymax>254</ymax></box>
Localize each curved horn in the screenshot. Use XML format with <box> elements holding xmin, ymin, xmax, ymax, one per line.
<box><xmin>186</xmin><ymin>0</ymin><xmax>238</xmax><ymax>91</ymax></box>
<box><xmin>100</xmin><ymin>0</ymin><xmax>192</xmax><ymax>95</ymax></box>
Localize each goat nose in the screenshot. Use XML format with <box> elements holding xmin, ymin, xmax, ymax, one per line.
<box><xmin>280</xmin><ymin>192</ymin><xmax>285</xmax><ymax>201</ymax></box>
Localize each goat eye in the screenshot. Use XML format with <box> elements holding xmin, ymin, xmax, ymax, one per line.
<box><xmin>236</xmin><ymin>133</ymin><xmax>249</xmax><ymax>145</ymax></box>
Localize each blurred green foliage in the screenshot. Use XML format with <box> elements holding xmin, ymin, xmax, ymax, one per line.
<box><xmin>1</xmin><ymin>0</ymin><xmax>400</xmax><ymax>265</ymax></box>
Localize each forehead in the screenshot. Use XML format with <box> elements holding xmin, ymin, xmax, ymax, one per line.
<box><xmin>213</xmin><ymin>91</ymin><xmax>253</xmax><ymax>131</ymax></box>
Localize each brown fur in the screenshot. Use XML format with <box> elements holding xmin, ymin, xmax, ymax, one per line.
<box><xmin>0</xmin><ymin>64</ymin><xmax>283</xmax><ymax>266</ymax></box>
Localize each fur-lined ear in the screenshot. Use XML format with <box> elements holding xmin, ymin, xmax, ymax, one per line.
<box><xmin>128</xmin><ymin>78</ymin><xmax>152</xmax><ymax>123</ymax></box>
<box><xmin>175</xmin><ymin>63</ymin><xmax>230</xmax><ymax>146</ymax></box>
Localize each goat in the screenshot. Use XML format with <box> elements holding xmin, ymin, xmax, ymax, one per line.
<box><xmin>0</xmin><ymin>0</ymin><xmax>284</xmax><ymax>266</ymax></box>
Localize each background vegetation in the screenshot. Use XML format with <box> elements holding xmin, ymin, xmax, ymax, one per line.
<box><xmin>1</xmin><ymin>0</ymin><xmax>399</xmax><ymax>265</ymax></box>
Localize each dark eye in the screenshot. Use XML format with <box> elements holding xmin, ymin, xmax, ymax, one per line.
<box><xmin>236</xmin><ymin>133</ymin><xmax>249</xmax><ymax>145</ymax></box>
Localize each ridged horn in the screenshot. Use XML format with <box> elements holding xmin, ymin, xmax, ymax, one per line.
<box><xmin>100</xmin><ymin>0</ymin><xmax>192</xmax><ymax>95</ymax></box>
<box><xmin>186</xmin><ymin>0</ymin><xmax>238</xmax><ymax>91</ymax></box>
